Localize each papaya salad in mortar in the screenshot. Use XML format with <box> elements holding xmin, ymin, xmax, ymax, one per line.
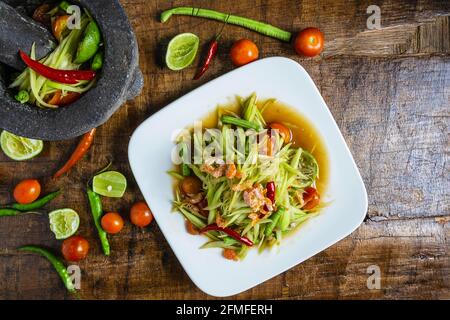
<box><xmin>10</xmin><ymin>1</ymin><xmax>102</xmax><ymax>108</ymax></box>
<box><xmin>169</xmin><ymin>94</ymin><xmax>328</xmax><ymax>261</ymax></box>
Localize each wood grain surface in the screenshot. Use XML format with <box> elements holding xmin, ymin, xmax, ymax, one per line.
<box><xmin>0</xmin><ymin>0</ymin><xmax>449</xmax><ymax>300</ymax></box>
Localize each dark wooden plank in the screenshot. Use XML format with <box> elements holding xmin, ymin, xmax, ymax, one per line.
<box><xmin>0</xmin><ymin>0</ymin><xmax>449</xmax><ymax>299</ymax></box>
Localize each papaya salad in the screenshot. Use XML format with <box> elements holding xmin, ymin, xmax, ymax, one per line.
<box><xmin>9</xmin><ymin>1</ymin><xmax>102</xmax><ymax>108</ymax></box>
<box><xmin>170</xmin><ymin>94</ymin><xmax>327</xmax><ymax>261</ymax></box>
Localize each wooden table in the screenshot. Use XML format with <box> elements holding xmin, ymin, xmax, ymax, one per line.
<box><xmin>0</xmin><ymin>0</ymin><xmax>449</xmax><ymax>300</ymax></box>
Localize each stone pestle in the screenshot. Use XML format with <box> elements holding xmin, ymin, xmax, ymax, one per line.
<box><xmin>0</xmin><ymin>1</ymin><xmax>55</xmax><ymax>70</ymax></box>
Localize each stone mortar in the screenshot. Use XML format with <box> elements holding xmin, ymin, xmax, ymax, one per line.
<box><xmin>0</xmin><ymin>0</ymin><xmax>143</xmax><ymax>140</ymax></box>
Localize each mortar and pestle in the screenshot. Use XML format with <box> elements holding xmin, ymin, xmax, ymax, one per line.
<box><xmin>0</xmin><ymin>0</ymin><xmax>143</xmax><ymax>140</ymax></box>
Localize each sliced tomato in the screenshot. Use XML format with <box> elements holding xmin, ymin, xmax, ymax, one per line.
<box><xmin>45</xmin><ymin>90</ymin><xmax>81</xmax><ymax>106</ymax></box>
<box><xmin>302</xmin><ymin>187</ymin><xmax>320</xmax><ymax>210</ymax></box>
<box><xmin>269</xmin><ymin>122</ymin><xmax>292</xmax><ymax>144</ymax></box>
<box><xmin>59</xmin><ymin>91</ymin><xmax>81</xmax><ymax>106</ymax></box>
<box><xmin>52</xmin><ymin>15</ymin><xmax>70</xmax><ymax>41</ymax></box>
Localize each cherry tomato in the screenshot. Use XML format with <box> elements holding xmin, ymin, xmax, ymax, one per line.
<box><xmin>61</xmin><ymin>236</ymin><xmax>89</xmax><ymax>262</ymax></box>
<box><xmin>13</xmin><ymin>179</ymin><xmax>41</xmax><ymax>204</ymax></box>
<box><xmin>223</xmin><ymin>248</ymin><xmax>238</xmax><ymax>261</ymax></box>
<box><xmin>101</xmin><ymin>212</ymin><xmax>124</xmax><ymax>234</ymax></box>
<box><xmin>294</xmin><ymin>27</ymin><xmax>324</xmax><ymax>57</ymax></box>
<box><xmin>180</xmin><ymin>176</ymin><xmax>202</xmax><ymax>195</ymax></box>
<box><xmin>302</xmin><ymin>187</ymin><xmax>320</xmax><ymax>210</ymax></box>
<box><xmin>230</xmin><ymin>39</ymin><xmax>259</xmax><ymax>66</ymax></box>
<box><xmin>130</xmin><ymin>202</ymin><xmax>153</xmax><ymax>227</ymax></box>
<box><xmin>269</xmin><ymin>123</ymin><xmax>292</xmax><ymax>144</ymax></box>
<box><xmin>52</xmin><ymin>15</ymin><xmax>69</xmax><ymax>41</ymax></box>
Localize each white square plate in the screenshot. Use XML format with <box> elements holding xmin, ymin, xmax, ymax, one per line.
<box><xmin>128</xmin><ymin>57</ymin><xmax>368</xmax><ymax>297</ymax></box>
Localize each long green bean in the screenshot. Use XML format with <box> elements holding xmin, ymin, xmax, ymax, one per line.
<box><xmin>221</xmin><ymin>116</ymin><xmax>261</xmax><ymax>131</ymax></box>
<box><xmin>161</xmin><ymin>7</ymin><xmax>292</xmax><ymax>42</ymax></box>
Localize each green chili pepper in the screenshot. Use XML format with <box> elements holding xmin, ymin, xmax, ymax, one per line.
<box><xmin>2</xmin><ymin>190</ymin><xmax>61</xmax><ymax>212</ymax></box>
<box><xmin>87</xmin><ymin>188</ymin><xmax>110</xmax><ymax>256</ymax></box>
<box><xmin>75</xmin><ymin>20</ymin><xmax>101</xmax><ymax>64</ymax></box>
<box><xmin>15</xmin><ymin>90</ymin><xmax>29</xmax><ymax>104</ymax></box>
<box><xmin>90</xmin><ymin>50</ymin><xmax>103</xmax><ymax>71</ymax></box>
<box><xmin>221</xmin><ymin>115</ymin><xmax>261</xmax><ymax>131</ymax></box>
<box><xmin>18</xmin><ymin>245</ymin><xmax>75</xmax><ymax>293</ymax></box>
<box><xmin>264</xmin><ymin>207</ymin><xmax>285</xmax><ymax>236</ymax></box>
<box><xmin>0</xmin><ymin>208</ymin><xmax>23</xmax><ymax>216</ymax></box>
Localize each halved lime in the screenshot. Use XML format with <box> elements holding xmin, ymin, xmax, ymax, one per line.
<box><xmin>0</xmin><ymin>130</ymin><xmax>44</xmax><ymax>161</ymax></box>
<box><xmin>49</xmin><ymin>208</ymin><xmax>80</xmax><ymax>240</ymax></box>
<box><xmin>166</xmin><ymin>33</ymin><xmax>199</xmax><ymax>71</ymax></box>
<box><xmin>93</xmin><ymin>171</ymin><xmax>127</xmax><ymax>198</ymax></box>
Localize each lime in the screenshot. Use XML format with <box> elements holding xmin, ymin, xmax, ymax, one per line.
<box><xmin>49</xmin><ymin>208</ymin><xmax>80</xmax><ymax>240</ymax></box>
<box><xmin>166</xmin><ymin>33</ymin><xmax>199</xmax><ymax>71</ymax></box>
<box><xmin>0</xmin><ymin>130</ymin><xmax>44</xmax><ymax>161</ymax></box>
<box><xmin>93</xmin><ymin>171</ymin><xmax>127</xmax><ymax>198</ymax></box>
<box><xmin>75</xmin><ymin>20</ymin><xmax>101</xmax><ymax>64</ymax></box>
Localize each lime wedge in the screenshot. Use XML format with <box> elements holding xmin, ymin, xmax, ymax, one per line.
<box><xmin>166</xmin><ymin>33</ymin><xmax>199</xmax><ymax>71</ymax></box>
<box><xmin>49</xmin><ymin>208</ymin><xmax>80</xmax><ymax>240</ymax></box>
<box><xmin>93</xmin><ymin>171</ymin><xmax>127</xmax><ymax>198</ymax></box>
<box><xmin>0</xmin><ymin>130</ymin><xmax>43</xmax><ymax>161</ymax></box>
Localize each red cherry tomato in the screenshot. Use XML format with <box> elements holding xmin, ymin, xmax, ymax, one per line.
<box><xmin>13</xmin><ymin>179</ymin><xmax>41</xmax><ymax>204</ymax></box>
<box><xmin>130</xmin><ymin>202</ymin><xmax>153</xmax><ymax>227</ymax></box>
<box><xmin>230</xmin><ymin>39</ymin><xmax>259</xmax><ymax>66</ymax></box>
<box><xmin>269</xmin><ymin>123</ymin><xmax>292</xmax><ymax>144</ymax></box>
<box><xmin>61</xmin><ymin>236</ymin><xmax>90</xmax><ymax>262</ymax></box>
<box><xmin>302</xmin><ymin>187</ymin><xmax>320</xmax><ymax>210</ymax></box>
<box><xmin>101</xmin><ymin>212</ymin><xmax>124</xmax><ymax>234</ymax></box>
<box><xmin>294</xmin><ymin>27</ymin><xmax>324</xmax><ymax>57</ymax></box>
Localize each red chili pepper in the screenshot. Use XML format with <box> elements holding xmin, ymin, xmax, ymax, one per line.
<box><xmin>19</xmin><ymin>50</ymin><xmax>96</xmax><ymax>84</ymax></box>
<box><xmin>193</xmin><ymin>16</ymin><xmax>229</xmax><ymax>80</ymax></box>
<box><xmin>193</xmin><ymin>39</ymin><xmax>218</xmax><ymax>80</ymax></box>
<box><xmin>199</xmin><ymin>224</ymin><xmax>253</xmax><ymax>246</ymax></box>
<box><xmin>266</xmin><ymin>181</ymin><xmax>276</xmax><ymax>203</ymax></box>
<box><xmin>53</xmin><ymin>128</ymin><xmax>96</xmax><ymax>179</ymax></box>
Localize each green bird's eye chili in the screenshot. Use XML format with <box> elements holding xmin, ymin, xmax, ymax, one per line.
<box><xmin>87</xmin><ymin>187</ymin><xmax>110</xmax><ymax>256</ymax></box>
<box><xmin>2</xmin><ymin>190</ymin><xmax>61</xmax><ymax>212</ymax></box>
<box><xmin>18</xmin><ymin>245</ymin><xmax>75</xmax><ymax>293</ymax></box>
<box><xmin>0</xmin><ymin>208</ymin><xmax>25</xmax><ymax>216</ymax></box>
<box><xmin>161</xmin><ymin>7</ymin><xmax>292</xmax><ymax>42</ymax></box>
<box><xmin>264</xmin><ymin>207</ymin><xmax>285</xmax><ymax>236</ymax></box>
